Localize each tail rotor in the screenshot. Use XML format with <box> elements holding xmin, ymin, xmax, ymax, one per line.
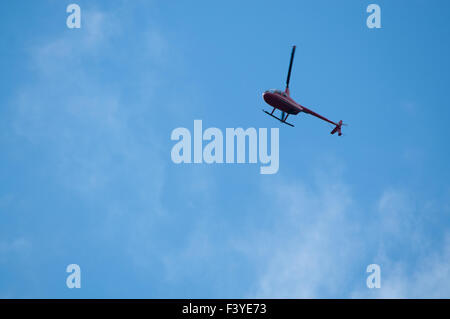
<box><xmin>330</xmin><ymin>120</ymin><xmax>346</xmax><ymax>136</ymax></box>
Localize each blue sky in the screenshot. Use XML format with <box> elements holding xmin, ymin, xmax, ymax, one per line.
<box><xmin>1</xmin><ymin>0</ymin><xmax>449</xmax><ymax>298</ymax></box>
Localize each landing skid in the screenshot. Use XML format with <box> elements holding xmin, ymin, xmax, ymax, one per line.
<box><xmin>262</xmin><ymin>109</ymin><xmax>294</xmax><ymax>127</ymax></box>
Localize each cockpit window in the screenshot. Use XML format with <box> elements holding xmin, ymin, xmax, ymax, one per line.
<box><xmin>266</xmin><ymin>89</ymin><xmax>287</xmax><ymax>96</ymax></box>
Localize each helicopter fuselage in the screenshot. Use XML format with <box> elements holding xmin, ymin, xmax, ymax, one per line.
<box><xmin>262</xmin><ymin>90</ymin><xmax>303</xmax><ymax>115</ymax></box>
<box><xmin>263</xmin><ymin>89</ymin><xmax>340</xmax><ymax>127</ymax></box>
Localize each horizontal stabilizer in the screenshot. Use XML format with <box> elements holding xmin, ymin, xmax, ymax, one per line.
<box><xmin>330</xmin><ymin>120</ymin><xmax>344</xmax><ymax>136</ymax></box>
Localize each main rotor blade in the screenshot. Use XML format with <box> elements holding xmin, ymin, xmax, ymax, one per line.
<box><xmin>286</xmin><ymin>45</ymin><xmax>296</xmax><ymax>89</ymax></box>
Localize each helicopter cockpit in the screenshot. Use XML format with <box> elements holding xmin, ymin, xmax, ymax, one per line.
<box><xmin>266</xmin><ymin>89</ymin><xmax>288</xmax><ymax>97</ymax></box>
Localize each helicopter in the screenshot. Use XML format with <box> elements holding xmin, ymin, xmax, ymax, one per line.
<box><xmin>262</xmin><ymin>45</ymin><xmax>345</xmax><ymax>136</ymax></box>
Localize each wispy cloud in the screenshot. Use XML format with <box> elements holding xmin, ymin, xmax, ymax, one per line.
<box><xmin>0</xmin><ymin>238</ymin><xmax>31</xmax><ymax>263</ymax></box>
<box><xmin>8</xmin><ymin>6</ymin><xmax>171</xmax><ymax>274</ymax></box>
<box><xmin>239</xmin><ymin>174</ymin><xmax>359</xmax><ymax>298</ymax></box>
<box><xmin>238</xmin><ymin>173</ymin><xmax>450</xmax><ymax>298</ymax></box>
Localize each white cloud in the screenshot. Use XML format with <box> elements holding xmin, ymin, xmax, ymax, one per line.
<box><xmin>241</xmin><ymin>175</ymin><xmax>450</xmax><ymax>298</ymax></box>
<box><xmin>0</xmin><ymin>238</ymin><xmax>31</xmax><ymax>263</ymax></box>
<box><xmin>352</xmin><ymin>189</ymin><xmax>450</xmax><ymax>298</ymax></box>
<box><xmin>13</xmin><ymin>6</ymin><xmax>168</xmax><ymax>192</ymax></box>
<box><xmin>352</xmin><ymin>234</ymin><xmax>450</xmax><ymax>298</ymax></box>
<box><xmin>9</xmin><ymin>7</ymin><xmax>171</xmax><ymax>269</ymax></box>
<box><xmin>237</xmin><ymin>175</ymin><xmax>359</xmax><ymax>298</ymax></box>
